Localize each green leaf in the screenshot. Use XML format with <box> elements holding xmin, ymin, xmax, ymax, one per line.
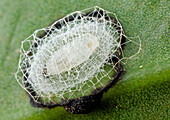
<box><xmin>0</xmin><ymin>0</ymin><xmax>169</xmax><ymax>120</ymax></box>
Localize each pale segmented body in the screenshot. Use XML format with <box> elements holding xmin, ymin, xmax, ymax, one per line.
<box><xmin>46</xmin><ymin>34</ymin><xmax>99</xmax><ymax>75</ymax></box>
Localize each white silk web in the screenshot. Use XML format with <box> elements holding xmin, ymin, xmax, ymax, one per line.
<box><xmin>15</xmin><ymin>6</ymin><xmax>141</xmax><ymax>104</ymax></box>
